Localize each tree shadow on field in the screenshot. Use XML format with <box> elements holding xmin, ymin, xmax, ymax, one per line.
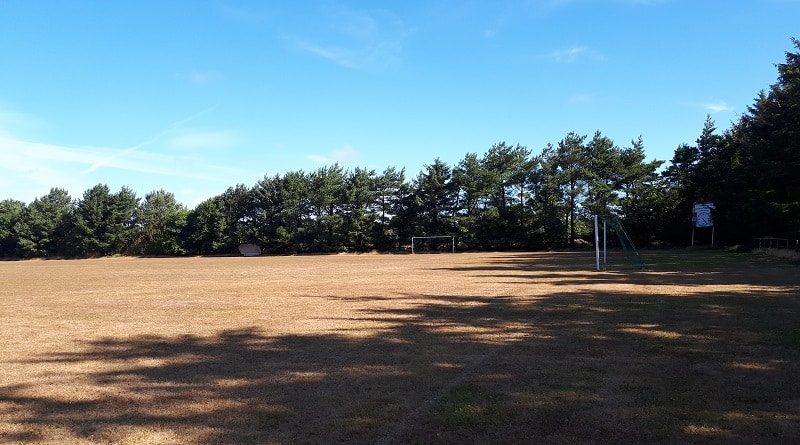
<box><xmin>2</xmin><ymin>252</ymin><xmax>800</xmax><ymax>444</ymax></box>
<box><xmin>397</xmin><ymin>293</ymin><xmax>800</xmax><ymax>444</ymax></box>
<box><xmin>443</xmin><ymin>250</ymin><xmax>800</xmax><ymax>288</ymax></box>
<box><xmin>3</xmin><ymin>327</ymin><xmax>468</xmax><ymax>444</ymax></box>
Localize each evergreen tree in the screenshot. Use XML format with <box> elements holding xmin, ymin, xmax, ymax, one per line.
<box><xmin>531</xmin><ymin>144</ymin><xmax>566</xmax><ymax>248</ymax></box>
<box><xmin>373</xmin><ymin>166</ymin><xmax>406</xmax><ymax>250</ymax></box>
<box><xmin>133</xmin><ymin>189</ymin><xmax>188</xmax><ymax>256</ymax></box>
<box><xmin>452</xmin><ymin>152</ymin><xmax>492</xmax><ymax>249</ymax></box>
<box><xmin>555</xmin><ymin>132</ymin><xmax>588</xmax><ymax>245</ymax></box>
<box><xmin>482</xmin><ymin>142</ymin><xmax>532</xmax><ymax>211</ymax></box>
<box><xmin>582</xmin><ymin>131</ymin><xmax>622</xmax><ymax>217</ymax></box>
<box><xmin>662</xmin><ymin>132</ymin><xmax>704</xmax><ymax>244</ymax></box>
<box><xmin>219</xmin><ymin>184</ymin><xmax>255</xmax><ymax>252</ymax></box>
<box><xmin>69</xmin><ymin>185</ymin><xmax>138</xmax><ymax>257</ymax></box>
<box><xmin>410</xmin><ymin>158</ymin><xmax>456</xmax><ymax>239</ymax></box>
<box><xmin>342</xmin><ymin>167</ymin><xmax>377</xmax><ymax>251</ymax></box>
<box><xmin>185</xmin><ymin>196</ymin><xmax>227</xmax><ymax>255</ymax></box>
<box><xmin>250</xmin><ymin>174</ymin><xmax>286</xmax><ymax>253</ymax></box>
<box><xmin>14</xmin><ymin>188</ymin><xmax>74</xmax><ymax>257</ymax></box>
<box><xmin>691</xmin><ymin>117</ymin><xmax>728</xmax><ymax>203</ymax></box>
<box><xmin>307</xmin><ymin>164</ymin><xmax>346</xmax><ymax>251</ymax></box>
<box><xmin>279</xmin><ymin>171</ymin><xmax>311</xmax><ymax>252</ymax></box>
<box><xmin>0</xmin><ymin>199</ymin><xmax>27</xmax><ymax>257</ymax></box>
<box><xmin>110</xmin><ymin>186</ymin><xmax>139</xmax><ymax>254</ymax></box>
<box><xmin>616</xmin><ymin>137</ymin><xmax>665</xmax><ymax>245</ymax></box>
<box><xmin>729</xmin><ymin>38</ymin><xmax>800</xmax><ymax>242</ymax></box>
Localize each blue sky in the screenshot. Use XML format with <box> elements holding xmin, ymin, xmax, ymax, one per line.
<box><xmin>1</xmin><ymin>0</ymin><xmax>798</xmax><ymax>207</ymax></box>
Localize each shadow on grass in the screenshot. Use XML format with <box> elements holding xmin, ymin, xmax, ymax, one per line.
<box><xmin>439</xmin><ymin>250</ymin><xmax>800</xmax><ymax>288</ymax></box>
<box><xmin>2</xmin><ymin>252</ymin><xmax>799</xmax><ymax>444</ymax></box>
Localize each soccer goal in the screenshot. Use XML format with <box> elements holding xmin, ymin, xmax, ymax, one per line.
<box><xmin>411</xmin><ymin>235</ymin><xmax>455</xmax><ymax>254</ymax></box>
<box><xmin>594</xmin><ymin>215</ymin><xmax>647</xmax><ymax>271</ymax></box>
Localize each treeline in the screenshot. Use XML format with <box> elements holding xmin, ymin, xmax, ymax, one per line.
<box><xmin>1</xmin><ymin>39</ymin><xmax>798</xmax><ymax>258</ymax></box>
<box><xmin>0</xmin><ymin>138</ymin><xmax>663</xmax><ymax>257</ymax></box>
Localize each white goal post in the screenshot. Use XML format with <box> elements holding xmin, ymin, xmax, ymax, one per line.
<box><xmin>594</xmin><ymin>215</ymin><xmax>606</xmax><ymax>271</ymax></box>
<box><xmin>594</xmin><ymin>214</ymin><xmax>647</xmax><ymax>271</ymax></box>
<box><xmin>411</xmin><ymin>236</ymin><xmax>455</xmax><ymax>254</ymax></box>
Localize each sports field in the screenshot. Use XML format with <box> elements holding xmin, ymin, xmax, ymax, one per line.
<box><xmin>1</xmin><ymin>250</ymin><xmax>799</xmax><ymax>444</ymax></box>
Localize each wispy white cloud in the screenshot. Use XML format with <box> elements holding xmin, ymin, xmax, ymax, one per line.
<box><xmin>0</xmin><ymin>133</ymin><xmax>168</xmax><ymax>201</ymax></box>
<box><xmin>292</xmin><ymin>37</ymin><xmax>405</xmax><ymax>70</ymax></box>
<box><xmin>0</xmin><ymin>106</ymin><xmax>250</xmax><ymax>204</ymax></box>
<box><xmin>551</xmin><ymin>46</ymin><xmax>587</xmax><ymax>62</ymax></box>
<box><xmin>306</xmin><ymin>144</ymin><xmax>361</xmax><ymax>165</ymax></box>
<box><xmin>290</xmin><ymin>7</ymin><xmax>412</xmax><ymax>70</ymax></box>
<box><xmin>293</xmin><ymin>40</ymin><xmax>363</xmax><ymax>69</ymax></box>
<box><xmin>0</xmin><ymin>134</ymin><xmax>96</xmax><ymax>192</ymax></box>
<box><xmin>83</xmin><ymin>108</ymin><xmax>213</xmax><ymax>173</ymax></box>
<box><xmin>549</xmin><ymin>46</ymin><xmax>605</xmax><ymax>63</ymax></box>
<box><xmin>1</xmin><ymin>131</ymin><xmax>249</xmax><ymax>204</ymax></box>
<box><xmin>0</xmin><ymin>132</ymin><xmax>225</xmax><ymax>181</ymax></box>
<box><xmin>703</xmin><ymin>101</ymin><xmax>734</xmax><ymax>113</ymax></box>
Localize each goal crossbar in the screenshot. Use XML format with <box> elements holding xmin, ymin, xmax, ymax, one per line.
<box><xmin>411</xmin><ymin>236</ymin><xmax>455</xmax><ymax>254</ymax></box>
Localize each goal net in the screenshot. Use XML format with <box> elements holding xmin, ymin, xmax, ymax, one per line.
<box><xmin>594</xmin><ymin>215</ymin><xmax>647</xmax><ymax>271</ymax></box>
<box><xmin>411</xmin><ymin>236</ymin><xmax>455</xmax><ymax>254</ymax></box>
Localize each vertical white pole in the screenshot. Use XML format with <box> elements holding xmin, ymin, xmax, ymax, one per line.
<box><xmin>411</xmin><ymin>237</ymin><xmax>415</xmax><ymax>254</ymax></box>
<box><xmin>594</xmin><ymin>215</ymin><xmax>600</xmax><ymax>271</ymax></box>
<box><xmin>711</xmin><ymin>226</ymin><xmax>715</xmax><ymax>246</ymax></box>
<box><xmin>603</xmin><ymin>219</ymin><xmax>607</xmax><ymax>265</ymax></box>
<box><xmin>452</xmin><ymin>236</ymin><xmax>455</xmax><ymax>253</ymax></box>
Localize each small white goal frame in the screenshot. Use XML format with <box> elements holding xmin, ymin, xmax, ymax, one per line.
<box><xmin>411</xmin><ymin>236</ymin><xmax>455</xmax><ymax>254</ymax></box>
<box><xmin>593</xmin><ymin>214</ymin><xmax>647</xmax><ymax>271</ymax></box>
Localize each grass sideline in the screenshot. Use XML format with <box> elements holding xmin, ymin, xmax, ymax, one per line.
<box><xmin>1</xmin><ymin>250</ymin><xmax>799</xmax><ymax>444</ymax></box>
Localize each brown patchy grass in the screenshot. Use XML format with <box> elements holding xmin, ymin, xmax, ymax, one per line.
<box><xmin>1</xmin><ymin>250</ymin><xmax>798</xmax><ymax>444</ymax></box>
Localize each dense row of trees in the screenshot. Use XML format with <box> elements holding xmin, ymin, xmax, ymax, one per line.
<box><xmin>2</xmin><ymin>39</ymin><xmax>798</xmax><ymax>258</ymax></box>
<box><xmin>0</xmin><ymin>137</ymin><xmax>666</xmax><ymax>257</ymax></box>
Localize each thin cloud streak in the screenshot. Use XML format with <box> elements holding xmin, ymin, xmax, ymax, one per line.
<box><xmin>549</xmin><ymin>46</ymin><xmax>604</xmax><ymax>63</ymax></box>
<box><xmin>293</xmin><ymin>40</ymin><xmax>360</xmax><ymax>68</ymax></box>
<box><xmin>291</xmin><ymin>37</ymin><xmax>404</xmax><ymax>70</ymax></box>
<box><xmin>288</xmin><ymin>6</ymin><xmax>410</xmax><ymax>70</ymax></box>
<box><xmin>0</xmin><ymin>133</ymin><xmax>233</xmax><ymax>182</ymax></box>
<box><xmin>704</xmin><ymin>101</ymin><xmax>734</xmax><ymax>113</ymax></box>
<box><xmin>83</xmin><ymin>108</ymin><xmax>214</xmax><ymax>173</ymax></box>
<box><xmin>0</xmin><ymin>104</ymin><xmax>254</xmax><ymax>204</ymax></box>
<box><xmin>552</xmin><ymin>46</ymin><xmax>588</xmax><ymax>62</ymax></box>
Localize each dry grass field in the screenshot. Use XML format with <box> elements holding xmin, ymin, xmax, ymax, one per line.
<box><xmin>1</xmin><ymin>250</ymin><xmax>799</xmax><ymax>444</ymax></box>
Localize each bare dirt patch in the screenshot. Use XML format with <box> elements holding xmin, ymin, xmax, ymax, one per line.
<box><xmin>1</xmin><ymin>251</ymin><xmax>799</xmax><ymax>444</ymax></box>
